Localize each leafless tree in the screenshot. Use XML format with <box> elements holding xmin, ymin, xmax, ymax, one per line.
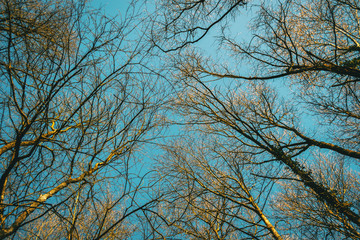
<box><xmin>18</xmin><ymin>184</ymin><xmax>138</xmax><ymax>239</ymax></box>
<box><xmin>149</xmin><ymin>0</ymin><xmax>246</xmax><ymax>52</ymax></box>
<box><xmin>151</xmin><ymin>0</ymin><xmax>360</xmax><ymax>238</ymax></box>
<box><xmin>152</xmin><ymin>134</ymin><xmax>283</xmax><ymax>240</ymax></box>
<box><xmin>273</xmin><ymin>153</ymin><xmax>360</xmax><ymax>239</ymax></box>
<box><xmin>0</xmin><ymin>0</ymin><xmax>163</xmax><ymax>238</ymax></box>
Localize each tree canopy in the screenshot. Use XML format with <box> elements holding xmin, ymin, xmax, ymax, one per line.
<box><xmin>0</xmin><ymin>0</ymin><xmax>359</xmax><ymax>239</ymax></box>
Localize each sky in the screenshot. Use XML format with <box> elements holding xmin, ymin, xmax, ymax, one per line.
<box><xmin>86</xmin><ymin>0</ymin><xmax>321</xmax><ymax>147</ymax></box>
<box><xmin>90</xmin><ymin>0</ymin><xmax>130</xmax><ymax>15</ymax></box>
<box><xmin>87</xmin><ymin>0</ymin><xmax>313</xmax><ymax>143</ymax></box>
<box><xmin>87</xmin><ymin>0</ymin><xmax>323</xmax><ymax>171</ymax></box>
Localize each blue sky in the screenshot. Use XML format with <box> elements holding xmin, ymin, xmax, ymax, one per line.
<box><xmin>90</xmin><ymin>0</ymin><xmax>130</xmax><ymax>15</ymax></box>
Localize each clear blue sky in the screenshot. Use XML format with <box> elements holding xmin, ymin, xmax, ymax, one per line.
<box><xmin>90</xmin><ymin>0</ymin><xmax>131</xmax><ymax>17</ymax></box>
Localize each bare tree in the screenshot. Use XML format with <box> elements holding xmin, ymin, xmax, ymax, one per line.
<box><xmin>273</xmin><ymin>153</ymin><xmax>360</xmax><ymax>239</ymax></box>
<box><xmin>153</xmin><ymin>135</ymin><xmax>283</xmax><ymax>240</ymax></box>
<box><xmin>18</xmin><ymin>184</ymin><xmax>138</xmax><ymax>239</ymax></box>
<box><xmin>149</xmin><ymin>0</ymin><xmax>246</xmax><ymax>52</ymax></box>
<box><xmin>0</xmin><ymin>0</ymin><xmax>162</xmax><ymax>238</ymax></box>
<box><xmin>149</xmin><ymin>0</ymin><xmax>360</xmax><ymax>238</ymax></box>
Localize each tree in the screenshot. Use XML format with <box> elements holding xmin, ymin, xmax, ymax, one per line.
<box><xmin>152</xmin><ymin>0</ymin><xmax>360</xmax><ymax>238</ymax></box>
<box><xmin>273</xmin><ymin>153</ymin><xmax>360</xmax><ymax>239</ymax></box>
<box><xmin>150</xmin><ymin>0</ymin><xmax>246</xmax><ymax>52</ymax></box>
<box><xmin>154</xmin><ymin>135</ymin><xmax>283</xmax><ymax>239</ymax></box>
<box><xmin>0</xmin><ymin>0</ymin><xmax>162</xmax><ymax>238</ymax></box>
<box><xmin>18</xmin><ymin>185</ymin><xmax>137</xmax><ymax>239</ymax></box>
<box><xmin>2</xmin><ymin>0</ymin><xmax>360</xmax><ymax>238</ymax></box>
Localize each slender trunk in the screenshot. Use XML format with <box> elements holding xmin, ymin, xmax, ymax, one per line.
<box><xmin>250</xmin><ymin>196</ymin><xmax>283</xmax><ymax>240</ymax></box>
